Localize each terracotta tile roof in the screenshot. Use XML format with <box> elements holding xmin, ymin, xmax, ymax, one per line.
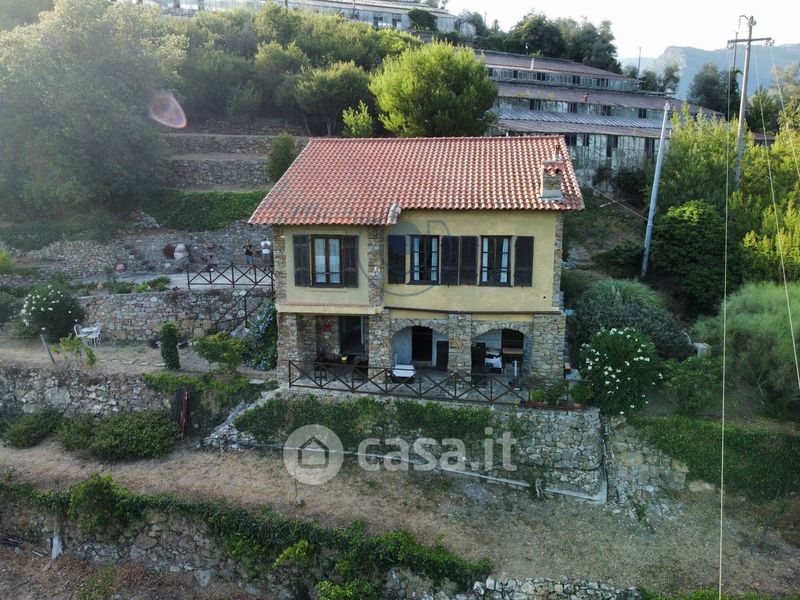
<box><xmin>249</xmin><ymin>136</ymin><xmax>583</xmax><ymax>226</ymax></box>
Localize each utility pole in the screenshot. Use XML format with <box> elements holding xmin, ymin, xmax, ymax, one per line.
<box><xmin>728</xmin><ymin>16</ymin><xmax>772</xmax><ymax>187</ymax></box>
<box><xmin>641</xmin><ymin>101</ymin><xmax>671</xmax><ymax>278</ymax></box>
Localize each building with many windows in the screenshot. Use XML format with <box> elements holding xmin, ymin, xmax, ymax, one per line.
<box><xmin>136</xmin><ymin>0</ymin><xmax>475</xmax><ymax>35</ymax></box>
<box><xmin>481</xmin><ymin>51</ymin><xmax>714</xmax><ymax>178</ymax></box>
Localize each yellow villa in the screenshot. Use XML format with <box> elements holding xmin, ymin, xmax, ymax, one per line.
<box><xmin>249</xmin><ymin>136</ymin><xmax>583</xmax><ymax>388</ymax></box>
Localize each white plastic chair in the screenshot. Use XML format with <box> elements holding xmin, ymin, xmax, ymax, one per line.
<box><xmin>74</xmin><ymin>324</ymin><xmax>88</xmax><ymax>340</ymax></box>
<box><xmin>84</xmin><ymin>323</ymin><xmax>102</xmax><ymax>346</ymax></box>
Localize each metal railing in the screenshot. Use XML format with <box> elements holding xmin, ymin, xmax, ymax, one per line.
<box><xmin>186</xmin><ymin>265</ymin><xmax>274</xmax><ymax>290</ymax></box>
<box><xmin>287</xmin><ymin>360</ymin><xmax>580</xmax><ymax>408</ymax></box>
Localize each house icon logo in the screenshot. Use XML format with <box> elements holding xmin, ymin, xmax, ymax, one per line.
<box><xmin>283</xmin><ymin>424</ymin><xmax>343</xmax><ymax>485</ymax></box>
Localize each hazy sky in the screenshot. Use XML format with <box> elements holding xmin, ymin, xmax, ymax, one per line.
<box><xmin>447</xmin><ymin>1</ymin><xmax>799</xmax><ymax>59</ymax></box>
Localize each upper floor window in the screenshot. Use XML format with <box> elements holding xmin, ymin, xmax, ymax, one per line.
<box><xmin>638</xmin><ymin>108</ymin><xmax>648</xmax><ymax>119</ymax></box>
<box><xmin>567</xmin><ymin>102</ymin><xmax>578</xmax><ymax>113</ymax></box>
<box><xmin>293</xmin><ymin>234</ymin><xmax>357</xmax><ymax>288</ymax></box>
<box><xmin>529</xmin><ymin>98</ymin><xmax>543</xmax><ymax>111</ymax></box>
<box><xmin>564</xmin><ymin>133</ymin><xmax>578</xmax><ymax>147</ymax></box>
<box><xmin>572</xmin><ymin>75</ymin><xmax>581</xmax><ymax>85</ymax></box>
<box><xmin>411</xmin><ymin>235</ymin><xmax>438</xmax><ymax>283</ymax></box>
<box><xmin>480</xmin><ymin>236</ymin><xmax>510</xmax><ymax>286</ymax></box>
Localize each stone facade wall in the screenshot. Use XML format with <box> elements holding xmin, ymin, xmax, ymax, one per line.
<box><xmin>278</xmin><ymin>310</ymin><xmax>566</xmax><ymax>385</ymax></box>
<box><xmin>271</xmin><ymin>226</ymin><xmax>287</xmax><ymax>303</ymax></box>
<box><xmin>367</xmin><ymin>226</ymin><xmax>384</xmax><ymax>306</ymax></box>
<box><xmin>531</xmin><ymin>313</ymin><xmax>566</xmax><ymax>383</ymax></box>
<box><xmin>606</xmin><ymin>418</ymin><xmax>688</xmax><ymax>503</ymax></box>
<box><xmin>552</xmin><ymin>213</ymin><xmax>564</xmax><ymax>307</ymax></box>
<box><xmin>80</xmin><ymin>288</ymin><xmax>271</xmax><ymax>341</ymax></box>
<box><xmin>0</xmin><ymin>363</ymin><xmax>168</xmax><ymax>418</ymax></box>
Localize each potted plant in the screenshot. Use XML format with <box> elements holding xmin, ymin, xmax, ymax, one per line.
<box><xmin>568</xmin><ymin>382</ymin><xmax>593</xmax><ymax>411</ymax></box>
<box><xmin>529</xmin><ymin>389</ymin><xmax>546</xmax><ymax>408</ymax></box>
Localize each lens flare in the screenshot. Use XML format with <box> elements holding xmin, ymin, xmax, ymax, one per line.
<box><xmin>148</xmin><ymin>91</ymin><xmax>187</xmax><ymax>129</ymax></box>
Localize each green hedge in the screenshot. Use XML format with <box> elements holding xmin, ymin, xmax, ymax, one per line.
<box><xmin>0</xmin><ymin>474</ymin><xmax>491</xmax><ymax>590</ymax></box>
<box><xmin>3</xmin><ymin>408</ymin><xmax>62</xmax><ymax>448</ymax></box>
<box><xmin>234</xmin><ymin>396</ymin><xmax>493</xmax><ymax>451</ymax></box>
<box><xmin>629</xmin><ymin>416</ymin><xmax>800</xmax><ymax>500</ymax></box>
<box><xmin>140</xmin><ymin>189</ymin><xmax>266</xmax><ymax>231</ymax></box>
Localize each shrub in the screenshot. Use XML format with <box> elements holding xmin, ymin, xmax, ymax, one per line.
<box><xmin>59</xmin><ymin>334</ymin><xmax>97</xmax><ymax>367</ymax></box>
<box><xmin>630</xmin><ymin>416</ymin><xmax>800</xmax><ymax>500</ymax></box>
<box><xmin>245</xmin><ymin>300</ymin><xmax>278</xmax><ymax>371</ymax></box>
<box><xmin>267</xmin><ymin>133</ymin><xmax>299</xmax><ymax>183</ymax></box>
<box><xmin>580</xmin><ymin>327</ymin><xmax>662</xmax><ymax>415</ymax></box>
<box><xmin>103</xmin><ymin>277</ymin><xmax>136</xmax><ymax>294</ymax></box>
<box><xmin>578</xmin><ymin>278</ymin><xmax>663</xmax><ymax>308</ymax></box>
<box><xmin>612</xmin><ymin>166</ymin><xmax>651</xmax><ymax>206</ymax></box>
<box><xmin>57</xmin><ymin>414</ymin><xmax>96</xmax><ymax>451</ymax></box>
<box><xmin>694</xmin><ymin>282</ymin><xmax>800</xmax><ymax>415</ymax></box>
<box><xmin>316</xmin><ymin>580</ymin><xmax>377</xmax><ymax>600</ymax></box>
<box><xmin>342</xmin><ymin>101</ymin><xmax>374</xmax><ymax>138</ymax></box>
<box><xmin>135</xmin><ymin>276</ymin><xmax>171</xmax><ymax>293</ymax></box>
<box><xmin>140</xmin><ymin>190</ymin><xmax>266</xmax><ymax>232</ymax></box>
<box><xmin>573</xmin><ymin>279</ymin><xmax>692</xmax><ymax>360</ymax></box>
<box><xmin>89</xmin><ymin>411</ymin><xmax>176</xmax><ymax>461</ymax></box>
<box><xmin>3</xmin><ymin>408</ymin><xmax>63</xmax><ymax>448</ymax></box>
<box><xmin>225</xmin><ymin>80</ymin><xmax>263</xmax><ymax>123</ymax></box>
<box><xmin>664</xmin><ymin>355</ymin><xmax>722</xmax><ymax>415</ymax></box>
<box><xmin>195</xmin><ymin>331</ymin><xmax>248</xmax><ymax>374</ymax></box>
<box><xmin>19</xmin><ymin>284</ymin><xmax>84</xmax><ymax>342</ymax></box>
<box><xmin>652</xmin><ymin>200</ymin><xmax>735</xmax><ymax>311</ymax></box>
<box><xmin>0</xmin><ymin>290</ymin><xmax>18</xmax><ymax>323</ymax></box>
<box><xmin>593</xmin><ymin>240</ymin><xmax>643</xmax><ymax>278</ymax></box>
<box><xmin>159</xmin><ymin>322</ymin><xmax>180</xmax><ymax>370</ymax></box>
<box><xmin>0</xmin><ymin>250</ymin><xmax>13</xmax><ymax>274</ymax></box>
<box><xmin>560</xmin><ymin>270</ymin><xmax>603</xmax><ymax>308</ymax></box>
<box><xmin>0</xmin><ymin>221</ymin><xmax>65</xmax><ymax>251</ymax></box>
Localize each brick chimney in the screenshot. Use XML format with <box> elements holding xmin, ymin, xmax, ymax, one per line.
<box><xmin>541</xmin><ymin>151</ymin><xmax>565</xmax><ymax>201</ymax></box>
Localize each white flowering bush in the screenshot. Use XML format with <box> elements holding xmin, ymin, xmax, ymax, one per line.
<box><xmin>580</xmin><ymin>327</ymin><xmax>661</xmax><ymax>416</ymax></box>
<box><xmin>19</xmin><ymin>283</ymin><xmax>84</xmax><ymax>342</ymax></box>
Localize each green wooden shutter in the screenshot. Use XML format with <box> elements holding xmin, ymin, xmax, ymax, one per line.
<box><xmin>387</xmin><ymin>235</ymin><xmax>406</xmax><ymax>284</ymax></box>
<box><xmin>441</xmin><ymin>236</ymin><xmax>459</xmax><ymax>285</ymax></box>
<box><xmin>342</xmin><ymin>236</ymin><xmax>358</xmax><ymax>287</ymax></box>
<box><xmin>293</xmin><ymin>234</ymin><xmax>310</xmax><ymax>286</ymax></box>
<box><xmin>514</xmin><ymin>236</ymin><xmax>534</xmax><ymax>286</ymax></box>
<box><xmin>459</xmin><ymin>236</ymin><xmax>477</xmax><ymax>285</ymax></box>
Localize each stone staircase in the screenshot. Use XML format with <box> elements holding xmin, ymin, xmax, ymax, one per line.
<box><xmin>164</xmin><ymin>133</ymin><xmax>272</xmax><ymax>190</ymax></box>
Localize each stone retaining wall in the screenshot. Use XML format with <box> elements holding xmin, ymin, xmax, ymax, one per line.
<box><xmin>26</xmin><ymin>240</ymin><xmax>149</xmax><ymax>278</ymax></box>
<box><xmin>606</xmin><ymin>417</ymin><xmax>688</xmax><ymax>503</ymax></box>
<box><xmin>0</xmin><ymin>494</ymin><xmax>641</xmax><ymax>600</ymax></box>
<box><xmin>0</xmin><ymin>363</ymin><xmax>167</xmax><ymax>418</ymax></box>
<box><xmin>80</xmin><ymin>288</ymin><xmax>271</xmax><ymax>341</ymax></box>
<box><xmin>167</xmin><ymin>156</ymin><xmax>269</xmax><ymax>188</ymax></box>
<box><xmin>120</xmin><ymin>220</ymin><xmax>271</xmax><ymax>272</ymax></box>
<box><xmin>0</xmin><ymin>501</ymin><xmax>282</xmax><ymax>597</ymax></box>
<box><xmin>385</xmin><ymin>569</ymin><xmax>641</xmax><ymax>600</ymax></box>
<box><xmin>207</xmin><ymin>390</ymin><xmax>605</xmax><ymax>495</ymax></box>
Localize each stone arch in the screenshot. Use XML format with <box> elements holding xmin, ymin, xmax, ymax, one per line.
<box><xmin>391</xmin><ymin>322</ymin><xmax>449</xmax><ymax>368</ymax></box>
<box><xmin>470</xmin><ymin>321</ymin><xmax>534</xmax><ymax>377</ymax></box>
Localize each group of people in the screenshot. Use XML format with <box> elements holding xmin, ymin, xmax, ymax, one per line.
<box><xmin>243</xmin><ymin>236</ymin><xmax>272</xmax><ymax>267</ymax></box>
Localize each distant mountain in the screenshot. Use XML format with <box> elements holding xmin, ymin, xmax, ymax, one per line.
<box><xmin>621</xmin><ymin>44</ymin><xmax>800</xmax><ymax>100</ymax></box>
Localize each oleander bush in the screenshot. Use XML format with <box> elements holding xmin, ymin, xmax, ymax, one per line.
<box><xmin>580</xmin><ymin>327</ymin><xmax>662</xmax><ymax>416</ymax></box>
<box><xmin>19</xmin><ymin>283</ymin><xmax>84</xmax><ymax>342</ymax></box>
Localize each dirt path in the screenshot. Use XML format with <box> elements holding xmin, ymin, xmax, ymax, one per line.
<box><xmin>0</xmin><ymin>338</ymin><xmax>274</xmax><ymax>380</ymax></box>
<box><xmin>1</xmin><ymin>442</ymin><xmax>797</xmax><ymax>596</ymax></box>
